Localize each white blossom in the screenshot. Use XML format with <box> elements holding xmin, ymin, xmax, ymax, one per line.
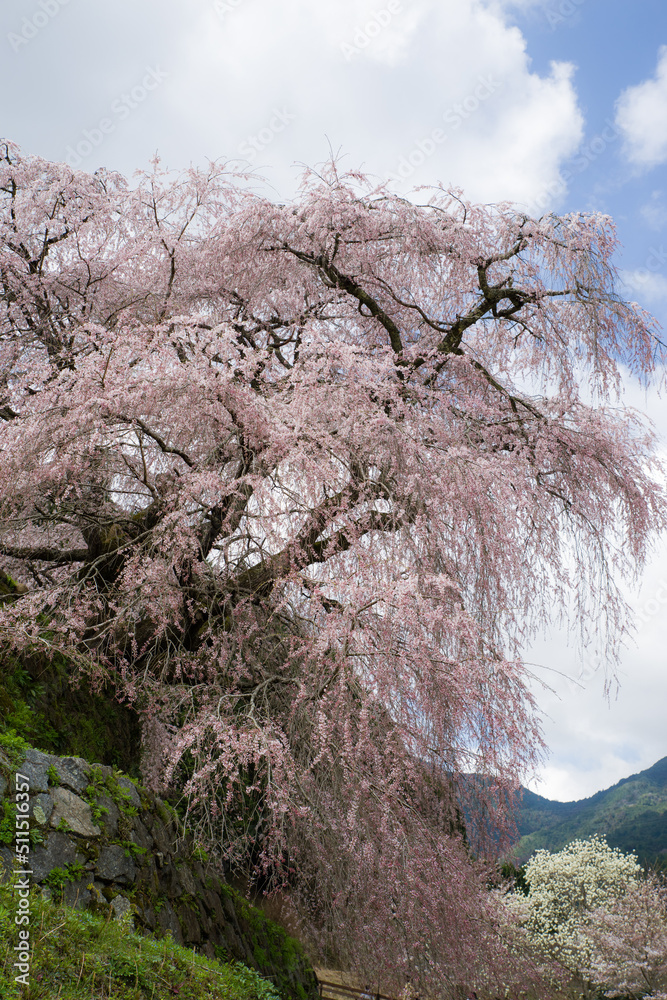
<box><xmin>502</xmin><ymin>836</ymin><xmax>667</xmax><ymax>999</ymax></box>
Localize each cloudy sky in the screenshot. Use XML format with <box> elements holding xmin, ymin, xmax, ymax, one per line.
<box><xmin>2</xmin><ymin>0</ymin><xmax>666</xmax><ymax>802</ymax></box>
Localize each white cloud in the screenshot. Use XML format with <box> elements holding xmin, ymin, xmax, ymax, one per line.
<box><xmin>525</xmin><ymin>372</ymin><xmax>667</xmax><ymax>802</ymax></box>
<box><xmin>0</xmin><ymin>0</ymin><xmax>585</xmax><ymax>207</ymax></box>
<box><xmin>619</xmin><ymin>269</ymin><xmax>667</xmax><ymax>306</ymax></box>
<box><xmin>489</xmin><ymin>0</ymin><xmax>551</xmax><ymax>10</ymax></box>
<box><xmin>171</xmin><ymin>0</ymin><xmax>584</xmax><ymax>205</ymax></box>
<box><xmin>525</xmin><ymin>533</ymin><xmax>667</xmax><ymax>802</ymax></box>
<box><xmin>641</xmin><ymin>190</ymin><xmax>667</xmax><ymax>231</ymax></box>
<box><xmin>615</xmin><ymin>45</ymin><xmax>667</xmax><ymax>170</ymax></box>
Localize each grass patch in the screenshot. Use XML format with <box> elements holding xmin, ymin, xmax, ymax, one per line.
<box><xmin>0</xmin><ymin>877</ymin><xmax>282</xmax><ymax>999</ymax></box>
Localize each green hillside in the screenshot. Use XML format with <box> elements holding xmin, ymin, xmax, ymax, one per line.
<box><xmin>511</xmin><ymin>757</ymin><xmax>667</xmax><ymax>866</ymax></box>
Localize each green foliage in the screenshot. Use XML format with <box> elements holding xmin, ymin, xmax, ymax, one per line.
<box><xmin>219</xmin><ymin>884</ymin><xmax>314</xmax><ymax>1000</ymax></box>
<box><xmin>0</xmin><ymin>878</ymin><xmax>283</xmax><ymax>1000</ymax></box>
<box><xmin>46</xmin><ymin>764</ymin><xmax>60</xmax><ymax>786</ymax></box>
<box><xmin>29</xmin><ymin>826</ymin><xmax>45</xmax><ymax>848</ymax></box>
<box><xmin>44</xmin><ymin>862</ymin><xmax>87</xmax><ymax>895</ymax></box>
<box><xmin>0</xmin><ymin>647</ymin><xmax>142</xmax><ymax>774</ymax></box>
<box><xmin>0</xmin><ymin>730</ymin><xmax>28</xmax><ymax>768</ymax></box>
<box><xmin>0</xmin><ymin>800</ymin><xmax>17</xmax><ymax>845</ymax></box>
<box><xmin>118</xmin><ymin>840</ymin><xmax>147</xmax><ymax>859</ymax></box>
<box><xmin>192</xmin><ymin>843</ymin><xmax>210</xmax><ymax>863</ymax></box>
<box><xmin>513</xmin><ymin>756</ymin><xmax>667</xmax><ymax>867</ymax></box>
<box><xmin>231</xmin><ymin>962</ymin><xmax>284</xmax><ymax>1000</ymax></box>
<box><xmin>89</xmin><ymin>799</ymin><xmax>110</xmax><ymax>825</ymax></box>
<box><xmin>0</xmin><ymin>653</ymin><xmax>60</xmax><ymax>752</ymax></box>
<box><xmin>83</xmin><ymin>767</ymin><xmax>112</xmax><ymax>825</ymax></box>
<box><xmin>104</xmin><ymin>768</ymin><xmax>140</xmax><ymax>817</ymax></box>
<box><xmin>498</xmin><ymin>860</ymin><xmax>529</xmax><ymax>895</ymax></box>
<box><xmin>82</xmin><ymin>765</ymin><xmax>147</xmax><ymax>850</ymax></box>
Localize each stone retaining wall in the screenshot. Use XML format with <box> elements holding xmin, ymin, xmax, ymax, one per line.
<box><xmin>0</xmin><ymin>745</ymin><xmax>317</xmax><ymax>1000</ymax></box>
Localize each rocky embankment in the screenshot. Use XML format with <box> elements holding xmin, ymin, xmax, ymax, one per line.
<box><xmin>0</xmin><ymin>745</ymin><xmax>317</xmax><ymax>1000</ymax></box>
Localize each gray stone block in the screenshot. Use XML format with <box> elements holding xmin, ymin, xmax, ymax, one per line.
<box><xmin>150</xmin><ymin>817</ymin><xmax>172</xmax><ymax>855</ymax></box>
<box><xmin>157</xmin><ymin>899</ymin><xmax>183</xmax><ymax>942</ymax></box>
<box><xmin>222</xmin><ymin>892</ymin><xmax>238</xmax><ymax>923</ymax></box>
<box><xmin>53</xmin><ymin>757</ymin><xmax>90</xmax><ymax>795</ymax></box>
<box><xmin>13</xmin><ymin>761</ymin><xmax>49</xmax><ymax>794</ymax></box>
<box><xmin>138</xmin><ymin>900</ymin><xmax>157</xmax><ymax>930</ymax></box>
<box><xmin>30</xmin><ymin>793</ymin><xmax>54</xmax><ymax>826</ymax></box>
<box><xmin>203</xmin><ymin>888</ymin><xmax>225</xmax><ymax>925</ymax></box>
<box><xmin>29</xmin><ymin>832</ymin><xmax>78</xmax><ymax>882</ymax></box>
<box><xmin>196</xmin><ymin>899</ymin><xmax>212</xmax><ymax>935</ymax></box>
<box><xmin>169</xmin><ymin>868</ymin><xmax>184</xmax><ymax>896</ymax></box>
<box><xmin>177</xmin><ymin>864</ymin><xmax>197</xmax><ymax>896</ymax></box>
<box><xmin>24</xmin><ymin>748</ymin><xmax>54</xmax><ymax>769</ymax></box>
<box><xmin>130</xmin><ymin>818</ymin><xmax>153</xmax><ymax>851</ymax></box>
<box><xmin>0</xmin><ymin>847</ymin><xmax>14</xmax><ymax>882</ymax></box>
<box><xmin>62</xmin><ymin>877</ymin><xmax>92</xmax><ymax>909</ymax></box>
<box><xmin>96</xmin><ymin>795</ymin><xmax>120</xmax><ymax>837</ymax></box>
<box><xmin>87</xmin><ymin>881</ymin><xmax>108</xmax><ymax>910</ymax></box>
<box><xmin>177</xmin><ymin>902</ymin><xmax>201</xmax><ymax>944</ymax></box>
<box><xmin>117</xmin><ymin>776</ymin><xmax>141</xmax><ymax>809</ymax></box>
<box><xmin>110</xmin><ymin>894</ymin><xmax>134</xmax><ymax>925</ymax></box>
<box><xmin>50</xmin><ymin>787</ymin><xmax>100</xmax><ymax>837</ymax></box>
<box><xmin>135</xmin><ymin>860</ymin><xmax>159</xmax><ymax>893</ymax></box>
<box><xmin>97</xmin><ymin>845</ymin><xmax>136</xmax><ymax>883</ymax></box>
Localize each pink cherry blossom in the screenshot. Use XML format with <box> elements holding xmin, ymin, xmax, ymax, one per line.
<box><xmin>1</xmin><ymin>143</ymin><xmax>665</xmax><ymax>996</ymax></box>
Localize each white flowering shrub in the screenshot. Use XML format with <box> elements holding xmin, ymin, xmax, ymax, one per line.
<box><xmin>502</xmin><ymin>836</ymin><xmax>667</xmax><ymax>999</ymax></box>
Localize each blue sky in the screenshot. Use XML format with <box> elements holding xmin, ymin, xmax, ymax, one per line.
<box><xmin>1</xmin><ymin>0</ymin><xmax>666</xmax><ymax>801</ymax></box>
<box><xmin>511</xmin><ymin>1</ymin><xmax>667</xmax><ymax>275</ymax></box>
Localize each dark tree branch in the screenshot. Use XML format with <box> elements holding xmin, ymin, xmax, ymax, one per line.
<box><xmin>282</xmin><ymin>245</ymin><xmax>405</xmax><ymax>354</ymax></box>
<box><xmin>120</xmin><ymin>417</ymin><xmax>196</xmax><ymax>468</ymax></box>
<box><xmin>0</xmin><ymin>543</ymin><xmax>89</xmax><ymax>563</ymax></box>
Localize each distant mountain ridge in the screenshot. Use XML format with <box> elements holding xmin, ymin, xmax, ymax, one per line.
<box><xmin>511</xmin><ymin>756</ymin><xmax>667</xmax><ymax>865</ymax></box>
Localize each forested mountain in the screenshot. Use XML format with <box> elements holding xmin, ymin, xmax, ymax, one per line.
<box><xmin>512</xmin><ymin>757</ymin><xmax>667</xmax><ymax>865</ymax></box>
